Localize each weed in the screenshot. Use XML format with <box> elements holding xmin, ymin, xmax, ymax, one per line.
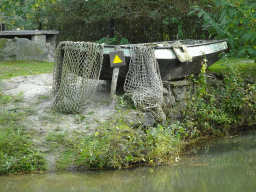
<box><xmin>0</xmin><ymin>93</ymin><xmax>12</xmax><ymax>104</ymax></box>
<box><xmin>14</xmin><ymin>91</ymin><xmax>24</xmax><ymax>102</ymax></box>
<box><xmin>74</xmin><ymin>114</ymin><xmax>86</xmax><ymax>124</ymax></box>
<box><xmin>38</xmin><ymin>95</ymin><xmax>50</xmax><ymax>100</ymax></box>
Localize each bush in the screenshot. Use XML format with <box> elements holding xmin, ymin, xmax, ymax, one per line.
<box><xmin>183</xmin><ymin>55</ymin><xmax>256</xmax><ymax>138</ymax></box>
<box><xmin>56</xmin><ymin>121</ymin><xmax>184</xmax><ymax>169</ymax></box>
<box><xmin>189</xmin><ymin>0</ymin><xmax>256</xmax><ymax>57</ymax></box>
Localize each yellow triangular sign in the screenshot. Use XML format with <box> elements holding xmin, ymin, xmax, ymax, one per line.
<box><xmin>113</xmin><ymin>55</ymin><xmax>122</xmax><ymax>63</ymax></box>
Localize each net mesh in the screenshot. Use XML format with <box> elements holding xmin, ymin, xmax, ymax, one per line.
<box><xmin>52</xmin><ymin>41</ymin><xmax>104</xmax><ymax>113</ymax></box>
<box><xmin>124</xmin><ymin>45</ymin><xmax>165</xmax><ymax>121</ymax></box>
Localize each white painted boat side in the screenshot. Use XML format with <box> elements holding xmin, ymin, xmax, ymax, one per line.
<box><xmin>103</xmin><ymin>41</ymin><xmax>228</xmax><ymax>60</ymax></box>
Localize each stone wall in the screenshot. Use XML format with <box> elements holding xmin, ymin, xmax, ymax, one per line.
<box><xmin>122</xmin><ymin>79</ymin><xmax>190</xmax><ymax>127</ymax></box>
<box><xmin>0</xmin><ymin>38</ymin><xmax>54</xmax><ymax>62</ymax></box>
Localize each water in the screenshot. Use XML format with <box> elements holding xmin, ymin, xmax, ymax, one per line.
<box><xmin>1</xmin><ymin>133</ymin><xmax>256</xmax><ymax>192</ymax></box>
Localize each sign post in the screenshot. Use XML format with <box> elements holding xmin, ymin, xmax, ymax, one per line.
<box><xmin>109</xmin><ymin>46</ymin><xmax>126</xmax><ymax>103</ymax></box>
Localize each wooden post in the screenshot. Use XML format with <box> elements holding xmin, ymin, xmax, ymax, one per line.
<box><xmin>110</xmin><ymin>46</ymin><xmax>121</xmax><ymax>103</ymax></box>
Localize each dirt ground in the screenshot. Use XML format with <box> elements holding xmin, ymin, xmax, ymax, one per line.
<box><xmin>1</xmin><ymin>73</ymin><xmax>116</xmax><ymax>134</ymax></box>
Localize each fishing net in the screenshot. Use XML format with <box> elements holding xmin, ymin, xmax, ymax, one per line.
<box><xmin>52</xmin><ymin>41</ymin><xmax>104</xmax><ymax>113</ymax></box>
<box><xmin>124</xmin><ymin>45</ymin><xmax>165</xmax><ymax>121</ymax></box>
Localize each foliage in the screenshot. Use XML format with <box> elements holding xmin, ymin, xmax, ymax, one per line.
<box><xmin>189</xmin><ymin>0</ymin><xmax>256</xmax><ymax>57</ymax></box>
<box><xmin>56</xmin><ymin>120</ymin><xmax>183</xmax><ymax>169</ymax></box>
<box><xmin>183</xmin><ymin>54</ymin><xmax>256</xmax><ymax>137</ymax></box>
<box><xmin>95</xmin><ymin>33</ymin><xmax>129</xmax><ymax>45</ymax></box>
<box><xmin>0</xmin><ymin>91</ymin><xmax>47</xmax><ymax>174</ymax></box>
<box><xmin>0</xmin><ymin>107</ymin><xmax>46</xmax><ymax>174</ymax></box>
<box><xmin>0</xmin><ymin>0</ymin><xmax>57</xmax><ymax>30</ymax></box>
<box><xmin>0</xmin><ymin>91</ymin><xmax>23</xmax><ymax>104</ymax></box>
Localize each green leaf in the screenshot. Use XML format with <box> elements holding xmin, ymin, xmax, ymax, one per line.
<box><xmin>241</xmin><ymin>32</ymin><xmax>254</xmax><ymax>41</ymax></box>
<box><xmin>91</xmin><ymin>155</ymin><xmax>96</xmax><ymax>161</ymax></box>
<box><xmin>80</xmin><ymin>115</ymin><xmax>86</xmax><ymax>122</ymax></box>
<box><xmin>126</xmin><ymin>154</ymin><xmax>133</xmax><ymax>161</ymax></box>
<box><xmin>237</xmin><ymin>49</ymin><xmax>245</xmax><ymax>57</ymax></box>
<box><xmin>247</xmin><ymin>47</ymin><xmax>256</xmax><ymax>55</ymax></box>
<box><xmin>198</xmin><ymin>10</ymin><xmax>205</xmax><ymax>18</ymax></box>
<box><xmin>188</xmin><ymin>7</ymin><xmax>201</xmax><ymax>16</ymax></box>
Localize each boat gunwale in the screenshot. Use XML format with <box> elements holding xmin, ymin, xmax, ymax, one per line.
<box><xmin>103</xmin><ymin>39</ymin><xmax>227</xmax><ymax>50</ymax></box>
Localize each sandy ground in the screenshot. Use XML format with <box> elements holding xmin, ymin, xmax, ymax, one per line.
<box><xmin>1</xmin><ymin>73</ymin><xmax>116</xmax><ymax>134</ymax></box>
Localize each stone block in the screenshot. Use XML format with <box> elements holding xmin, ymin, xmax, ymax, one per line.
<box><xmin>0</xmin><ymin>38</ymin><xmax>51</xmax><ymax>61</ymax></box>
<box><xmin>32</xmin><ymin>34</ymin><xmax>46</xmax><ymax>45</ymax></box>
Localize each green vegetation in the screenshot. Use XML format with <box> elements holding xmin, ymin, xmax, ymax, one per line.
<box><xmin>0</xmin><ymin>93</ymin><xmax>47</xmax><ymax>174</ymax></box>
<box><xmin>0</xmin><ymin>60</ymin><xmax>54</xmax><ymax>80</ymax></box>
<box><xmin>96</xmin><ymin>33</ymin><xmax>129</xmax><ymax>45</ymax></box>
<box><xmin>55</xmin><ymin>120</ymin><xmax>183</xmax><ymax>169</ymax></box>
<box><xmin>189</xmin><ymin>0</ymin><xmax>256</xmax><ymax>58</ymax></box>
<box><xmin>1</xmin><ymin>0</ymin><xmax>254</xmax><ymax>57</ymax></box>
<box><xmin>182</xmin><ymin>56</ymin><xmax>256</xmax><ymax>139</ymax></box>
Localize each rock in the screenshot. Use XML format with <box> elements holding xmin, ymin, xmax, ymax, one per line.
<box><xmin>150</xmin><ymin>105</ymin><xmax>166</xmax><ymax>123</ymax></box>
<box><xmin>123</xmin><ymin>110</ymin><xmax>156</xmax><ymax>128</ymax></box>
<box><xmin>172</xmin><ymin>86</ymin><xmax>187</xmax><ymax>101</ymax></box>
<box><xmin>141</xmin><ymin>112</ymin><xmax>156</xmax><ymax>127</ymax></box>
<box><xmin>173</xmin><ymin>100</ymin><xmax>187</xmax><ymax>111</ymax></box>
<box><xmin>123</xmin><ymin>110</ymin><xmax>142</xmax><ymax>128</ymax></box>
<box><xmin>0</xmin><ymin>38</ymin><xmax>51</xmax><ymax>62</ymax></box>
<box><xmin>167</xmin><ymin>111</ymin><xmax>182</xmax><ymax>119</ymax></box>
<box><xmin>163</xmin><ymin>92</ymin><xmax>176</xmax><ymax>108</ymax></box>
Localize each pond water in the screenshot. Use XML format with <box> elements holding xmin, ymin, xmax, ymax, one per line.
<box><xmin>1</xmin><ymin>132</ymin><xmax>256</xmax><ymax>192</ymax></box>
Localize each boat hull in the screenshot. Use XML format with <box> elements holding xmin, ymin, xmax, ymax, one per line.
<box><xmin>99</xmin><ymin>39</ymin><xmax>228</xmax><ymax>81</ymax></box>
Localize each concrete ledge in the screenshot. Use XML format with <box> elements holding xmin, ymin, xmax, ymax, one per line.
<box><xmin>0</xmin><ymin>30</ymin><xmax>59</xmax><ymax>36</ymax></box>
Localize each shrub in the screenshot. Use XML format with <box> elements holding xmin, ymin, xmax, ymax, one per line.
<box><xmin>183</xmin><ymin>55</ymin><xmax>256</xmax><ymax>137</ymax></box>
<box><xmin>56</xmin><ymin>121</ymin><xmax>184</xmax><ymax>169</ymax></box>
<box><xmin>189</xmin><ymin>0</ymin><xmax>256</xmax><ymax>57</ymax></box>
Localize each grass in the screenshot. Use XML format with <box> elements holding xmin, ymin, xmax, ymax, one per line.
<box><xmin>0</xmin><ymin>60</ymin><xmax>54</xmax><ymax>80</ymax></box>
<box><xmin>0</xmin><ymin>93</ymin><xmax>47</xmax><ymax>174</ymax></box>
<box><xmin>208</xmin><ymin>57</ymin><xmax>256</xmax><ymax>82</ymax></box>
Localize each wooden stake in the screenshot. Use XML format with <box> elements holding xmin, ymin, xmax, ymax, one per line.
<box><xmin>110</xmin><ymin>46</ymin><xmax>121</xmax><ymax>103</ymax></box>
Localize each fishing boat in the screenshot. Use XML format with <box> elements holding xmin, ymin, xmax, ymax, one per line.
<box><xmin>100</xmin><ymin>39</ymin><xmax>228</xmax><ymax>81</ymax></box>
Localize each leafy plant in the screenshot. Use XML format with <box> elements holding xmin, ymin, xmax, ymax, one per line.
<box><xmin>0</xmin><ymin>124</ymin><xmax>47</xmax><ymax>174</ymax></box>
<box><xmin>184</xmin><ymin>54</ymin><xmax>256</xmax><ymax>137</ymax></box>
<box><xmin>162</xmin><ymin>17</ymin><xmax>185</xmax><ymax>39</ymax></box>
<box><xmin>189</xmin><ymin>0</ymin><xmax>256</xmax><ymax>57</ymax></box>
<box><xmin>96</xmin><ymin>33</ymin><xmax>129</xmax><ymax>45</ymax></box>
<box><xmin>56</xmin><ymin>119</ymin><xmax>183</xmax><ymax>169</ymax></box>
